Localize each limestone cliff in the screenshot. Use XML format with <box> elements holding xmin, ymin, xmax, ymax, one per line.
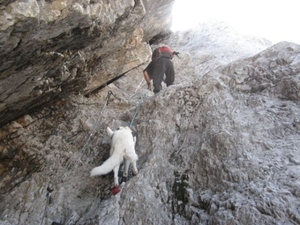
<box><xmin>1</xmin><ymin>1</ymin><xmax>300</xmax><ymax>225</ymax></box>
<box><xmin>0</xmin><ymin>0</ymin><xmax>174</xmax><ymax>127</ymax></box>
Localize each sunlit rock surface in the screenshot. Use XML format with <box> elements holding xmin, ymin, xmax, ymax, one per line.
<box><xmin>1</xmin><ymin>4</ymin><xmax>300</xmax><ymax>225</ymax></box>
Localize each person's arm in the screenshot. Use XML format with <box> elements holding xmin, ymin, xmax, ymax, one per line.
<box><xmin>143</xmin><ymin>70</ymin><xmax>152</xmax><ymax>90</ymax></box>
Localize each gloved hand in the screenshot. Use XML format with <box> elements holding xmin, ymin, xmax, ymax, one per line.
<box><xmin>147</xmin><ymin>82</ymin><xmax>152</xmax><ymax>90</ymax></box>
<box><xmin>173</xmin><ymin>51</ymin><xmax>180</xmax><ymax>57</ymax></box>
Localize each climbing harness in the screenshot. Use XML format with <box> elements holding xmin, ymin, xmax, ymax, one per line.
<box><xmin>40</xmin><ymin>91</ymin><xmax>114</xmax><ymax>225</ymax></box>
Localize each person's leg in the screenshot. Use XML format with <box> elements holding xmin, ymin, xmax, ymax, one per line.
<box><xmin>152</xmin><ymin>58</ymin><xmax>165</xmax><ymax>93</ymax></box>
<box><xmin>164</xmin><ymin>58</ymin><xmax>175</xmax><ymax>86</ymax></box>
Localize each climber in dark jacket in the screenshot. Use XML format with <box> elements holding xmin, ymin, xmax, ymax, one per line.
<box><xmin>143</xmin><ymin>46</ymin><xmax>179</xmax><ymax>93</ymax></box>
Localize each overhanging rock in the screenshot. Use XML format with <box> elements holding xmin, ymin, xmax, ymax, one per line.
<box><xmin>0</xmin><ymin>0</ymin><xmax>175</xmax><ymax>127</ymax></box>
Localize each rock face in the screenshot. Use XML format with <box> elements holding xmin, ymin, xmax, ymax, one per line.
<box><xmin>1</xmin><ymin>4</ymin><xmax>300</xmax><ymax>225</ymax></box>
<box><xmin>0</xmin><ymin>0</ymin><xmax>174</xmax><ymax>127</ymax></box>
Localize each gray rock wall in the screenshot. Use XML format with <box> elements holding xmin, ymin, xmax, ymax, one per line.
<box><xmin>0</xmin><ymin>0</ymin><xmax>174</xmax><ymax>126</ymax></box>
<box><xmin>0</xmin><ymin>12</ymin><xmax>300</xmax><ymax>225</ymax></box>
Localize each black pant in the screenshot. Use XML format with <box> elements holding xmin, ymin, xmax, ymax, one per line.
<box><xmin>144</xmin><ymin>57</ymin><xmax>175</xmax><ymax>93</ymax></box>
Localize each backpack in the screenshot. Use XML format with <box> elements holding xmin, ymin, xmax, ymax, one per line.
<box><xmin>152</xmin><ymin>46</ymin><xmax>174</xmax><ymax>60</ymax></box>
